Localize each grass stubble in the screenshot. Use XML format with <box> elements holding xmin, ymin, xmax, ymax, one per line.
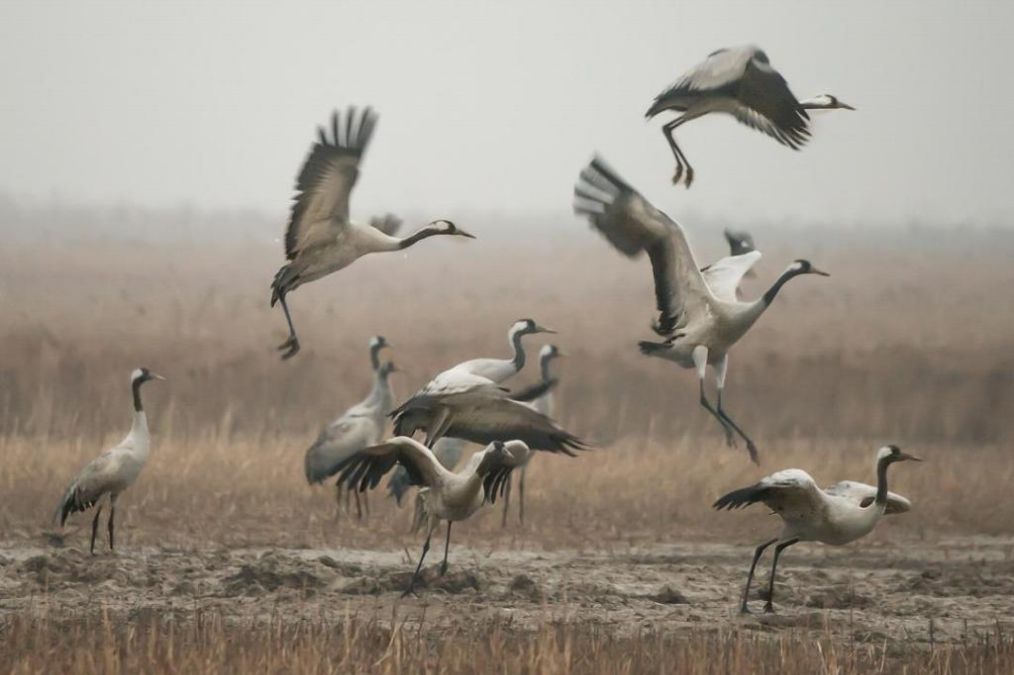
<box><xmin>2</xmin><ymin>224</ymin><xmax>1014</xmax><ymax>673</ymax></box>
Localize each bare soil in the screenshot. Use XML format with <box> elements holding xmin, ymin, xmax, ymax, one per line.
<box><xmin>4</xmin><ymin>535</ymin><xmax>1013</xmax><ymax>647</ymax></box>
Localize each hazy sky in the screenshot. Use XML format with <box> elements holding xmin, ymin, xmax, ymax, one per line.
<box><xmin>2</xmin><ymin>0</ymin><xmax>1012</xmax><ymax>225</ymax></box>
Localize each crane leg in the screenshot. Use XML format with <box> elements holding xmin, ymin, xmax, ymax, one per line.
<box><xmin>693</xmin><ymin>347</ymin><xmax>736</xmax><ymax>444</ymax></box>
<box><xmin>518</xmin><ymin>466</ymin><xmax>526</xmax><ymax>525</ymax></box>
<box><xmin>740</xmin><ymin>537</ymin><xmax>777</xmax><ymax>614</ymax></box>
<box><xmin>439</xmin><ymin>521</ymin><xmax>452</xmax><ymax>576</ymax></box>
<box><xmin>662</xmin><ymin>116</ymin><xmax>695</xmax><ymax>187</ymax></box>
<box><xmin>275</xmin><ymin>292</ymin><xmax>301</xmax><ymax>360</ymax></box>
<box><xmin>107</xmin><ymin>495</ymin><xmax>117</xmax><ymax>551</ymax></box>
<box><xmin>717</xmin><ymin>390</ymin><xmax>759</xmax><ymax>464</ymax></box>
<box><xmin>90</xmin><ymin>505</ymin><xmax>103</xmax><ymax>555</ymax></box>
<box><xmin>403</xmin><ymin>525</ymin><xmax>435</xmax><ymax>598</ymax></box>
<box><xmin>763</xmin><ymin>538</ymin><xmax>798</xmax><ymax>613</ymax></box>
<box><xmin>714</xmin><ymin>354</ymin><xmax>758</xmax><ymax>463</ymax></box>
<box><xmin>500</xmin><ymin>474</ymin><xmax>512</xmax><ymax>528</ymax></box>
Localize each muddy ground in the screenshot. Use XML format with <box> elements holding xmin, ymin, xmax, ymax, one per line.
<box><xmin>3</xmin><ymin>536</ymin><xmax>1013</xmax><ymax>645</ymax></box>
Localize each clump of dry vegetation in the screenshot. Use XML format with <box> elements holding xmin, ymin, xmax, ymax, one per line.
<box><xmin>3</xmin><ymin>612</ymin><xmax>1013</xmax><ymax>674</ymax></box>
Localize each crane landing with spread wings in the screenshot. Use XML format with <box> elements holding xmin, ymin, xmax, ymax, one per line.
<box><xmin>646</xmin><ymin>45</ymin><xmax>854</xmax><ymax>187</ymax></box>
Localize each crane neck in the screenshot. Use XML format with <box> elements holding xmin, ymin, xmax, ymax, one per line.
<box><xmin>540</xmin><ymin>354</ymin><xmax>555</xmax><ymax>383</ymax></box>
<box><xmin>874</xmin><ymin>455</ymin><xmax>892</xmax><ymax>509</ymax></box>
<box><xmin>397</xmin><ymin>225</ymin><xmax>442</xmax><ymax>250</ymax></box>
<box><xmin>365</xmin><ymin>368</ymin><xmax>395</xmax><ymax>415</ymax></box>
<box><xmin>132</xmin><ymin>378</ymin><xmax>146</xmax><ymax>413</ymax></box>
<box><xmin>761</xmin><ymin>267</ymin><xmax>806</xmax><ymax>308</ymax></box>
<box><xmin>369</xmin><ymin>344</ymin><xmax>383</xmax><ymax>371</ymax></box>
<box><xmin>510</xmin><ymin>328</ymin><xmax>529</xmax><ymax>373</ymax></box>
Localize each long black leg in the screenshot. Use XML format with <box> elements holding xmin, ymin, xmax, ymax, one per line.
<box><xmin>107</xmin><ymin>498</ymin><xmax>116</xmax><ymax>551</ymax></box>
<box><xmin>439</xmin><ymin>522</ymin><xmax>452</xmax><ymax>576</ymax></box>
<box><xmin>717</xmin><ymin>390</ymin><xmax>759</xmax><ymax>464</ymax></box>
<box><xmin>276</xmin><ymin>292</ymin><xmax>301</xmax><ymax>360</ymax></box>
<box><xmin>740</xmin><ymin>538</ymin><xmax>777</xmax><ymax>614</ymax></box>
<box><xmin>90</xmin><ymin>505</ymin><xmax>103</xmax><ymax>555</ymax></box>
<box><xmin>402</xmin><ymin>529</ymin><xmax>433</xmax><ymax>597</ymax></box>
<box><xmin>500</xmin><ymin>475</ymin><xmax>512</xmax><ymax>528</ymax></box>
<box><xmin>764</xmin><ymin>538</ymin><xmax>798</xmax><ymax>613</ymax></box>
<box><xmin>699</xmin><ymin>380</ymin><xmax>736</xmax><ymax>445</ymax></box>
<box><xmin>518</xmin><ymin>468</ymin><xmax>526</xmax><ymax>525</ymax></box>
<box><xmin>662</xmin><ymin>116</ymin><xmax>695</xmax><ymax>187</ymax></box>
<box><xmin>353</xmin><ymin>490</ymin><xmax>363</xmax><ymax>520</ymax></box>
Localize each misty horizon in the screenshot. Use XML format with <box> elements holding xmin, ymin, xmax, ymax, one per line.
<box><xmin>3</xmin><ymin>0</ymin><xmax>1013</xmax><ymax>227</ymax></box>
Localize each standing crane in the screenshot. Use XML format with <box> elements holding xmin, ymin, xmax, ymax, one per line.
<box><xmin>55</xmin><ymin>368</ymin><xmax>165</xmax><ymax>553</ymax></box>
<box><xmin>270</xmin><ymin>106</ymin><xmax>474</xmax><ymax>359</ymax></box>
<box><xmin>500</xmin><ymin>344</ymin><xmax>565</xmax><ymax>526</ymax></box>
<box><xmin>714</xmin><ymin>445</ymin><xmax>920</xmax><ymax>613</ymax></box>
<box><xmin>646</xmin><ymin>45</ymin><xmax>854</xmax><ymax>187</ymax></box>
<box><xmin>574</xmin><ymin>156</ymin><xmax>828</xmax><ymax>461</ymax></box>
<box><xmin>305</xmin><ymin>336</ymin><xmax>396</xmax><ymax>518</ymax></box>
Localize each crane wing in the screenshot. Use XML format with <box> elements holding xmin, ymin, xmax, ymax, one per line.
<box><xmin>730</xmin><ymin>56</ymin><xmax>810</xmax><ymax>149</ymax></box>
<box><xmin>823</xmin><ymin>480</ymin><xmax>912</xmax><ymax>515</ymax></box>
<box><xmin>574</xmin><ymin>156</ymin><xmax>713</xmax><ymax>334</ymax></box>
<box><xmin>645</xmin><ymin>46</ymin><xmax>757</xmax><ymax>116</ymax></box>
<box><xmin>304</xmin><ymin>414</ymin><xmax>380</xmax><ymax>484</ymax></box>
<box><xmin>284</xmin><ymin>106</ymin><xmax>378</xmax><ymax>260</ymax></box>
<box><xmin>387</xmin><ymin>437</ymin><xmax>466</xmax><ymax>505</ymax></box>
<box><xmin>700</xmin><ymin>251</ymin><xmax>762</xmax><ymax>303</ymax></box>
<box><xmin>55</xmin><ymin>448</ymin><xmax>125</xmax><ymax>524</ymax></box>
<box><xmin>473</xmin><ymin>440</ymin><xmax>532</xmax><ymax>504</ymax></box>
<box><xmin>333</xmin><ymin>436</ymin><xmax>446</xmax><ymax>493</ymax></box>
<box><xmin>713</xmin><ymin>468</ymin><xmax>825</xmax><ymax>514</ymax></box>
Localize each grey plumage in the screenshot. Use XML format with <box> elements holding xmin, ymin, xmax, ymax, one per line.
<box><xmin>304</xmin><ymin>341</ymin><xmax>394</xmax><ymax>485</ymax></box>
<box><xmin>645</xmin><ymin>45</ymin><xmax>853</xmax><ymax>187</ymax></box>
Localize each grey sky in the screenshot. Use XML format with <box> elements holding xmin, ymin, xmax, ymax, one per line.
<box><xmin>1</xmin><ymin>0</ymin><xmax>1011</xmax><ymax>225</ymax></box>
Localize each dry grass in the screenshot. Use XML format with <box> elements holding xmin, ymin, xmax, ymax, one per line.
<box><xmin>2</xmin><ymin>222</ymin><xmax>1014</xmax><ymax>672</ymax></box>
<box><xmin>3</xmin><ymin>611</ymin><xmax>1013</xmax><ymax>675</ymax></box>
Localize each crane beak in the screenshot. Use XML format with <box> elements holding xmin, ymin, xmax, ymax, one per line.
<box><xmin>898</xmin><ymin>452</ymin><xmax>922</xmax><ymax>462</ymax></box>
<box><xmin>455</xmin><ymin>227</ymin><xmax>476</xmax><ymax>239</ymax></box>
<box><xmin>810</xmin><ymin>267</ymin><xmax>830</xmax><ymax>277</ymax></box>
<box><xmin>536</xmin><ymin>325</ymin><xmax>557</xmax><ymax>334</ymax></box>
<box><xmin>839</xmin><ymin>101</ymin><xmax>856</xmax><ymax>111</ymax></box>
<box><xmin>150</xmin><ymin>372</ymin><xmax>167</xmax><ymax>381</ymax></box>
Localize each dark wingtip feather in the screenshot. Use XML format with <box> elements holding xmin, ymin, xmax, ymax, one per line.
<box><xmin>712</xmin><ymin>484</ymin><xmax>766</xmax><ymax>511</ymax></box>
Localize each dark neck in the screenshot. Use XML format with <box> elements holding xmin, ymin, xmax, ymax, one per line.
<box><xmin>540</xmin><ymin>356</ymin><xmax>553</xmax><ymax>383</ymax></box>
<box><xmin>132</xmin><ymin>379</ymin><xmax>145</xmax><ymax>412</ymax></box>
<box><xmin>370</xmin><ymin>346</ymin><xmax>382</xmax><ymax>371</ymax></box>
<box><xmin>762</xmin><ymin>269</ymin><xmax>804</xmax><ymax>307</ymax></box>
<box><xmin>511</xmin><ymin>330</ymin><xmax>528</xmax><ymax>372</ymax></box>
<box><xmin>397</xmin><ymin>226</ymin><xmax>439</xmax><ymax>249</ymax></box>
<box><xmin>875</xmin><ymin>457</ymin><xmax>891</xmax><ymax>507</ymax></box>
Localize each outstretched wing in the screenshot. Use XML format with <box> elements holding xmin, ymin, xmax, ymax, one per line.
<box><xmin>574</xmin><ymin>156</ymin><xmax>713</xmax><ymax>334</ymax></box>
<box><xmin>304</xmin><ymin>414</ymin><xmax>379</xmax><ymax>484</ymax></box>
<box><xmin>731</xmin><ymin>55</ymin><xmax>810</xmax><ymax>149</ymax></box>
<box><xmin>713</xmin><ymin>468</ymin><xmax>825</xmax><ymax>515</ymax></box>
<box><xmin>646</xmin><ymin>46</ymin><xmax>755</xmax><ymax>117</ymax></box>
<box><xmin>284</xmin><ymin>106</ymin><xmax>378</xmax><ymax>260</ymax></box>
<box><xmin>333</xmin><ymin>436</ymin><xmax>445</xmax><ymax>494</ymax></box>
<box><xmin>700</xmin><ymin>251</ymin><xmax>762</xmax><ymax>303</ymax></box>
<box><xmin>824</xmin><ymin>480</ymin><xmax>912</xmax><ymax>515</ymax></box>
